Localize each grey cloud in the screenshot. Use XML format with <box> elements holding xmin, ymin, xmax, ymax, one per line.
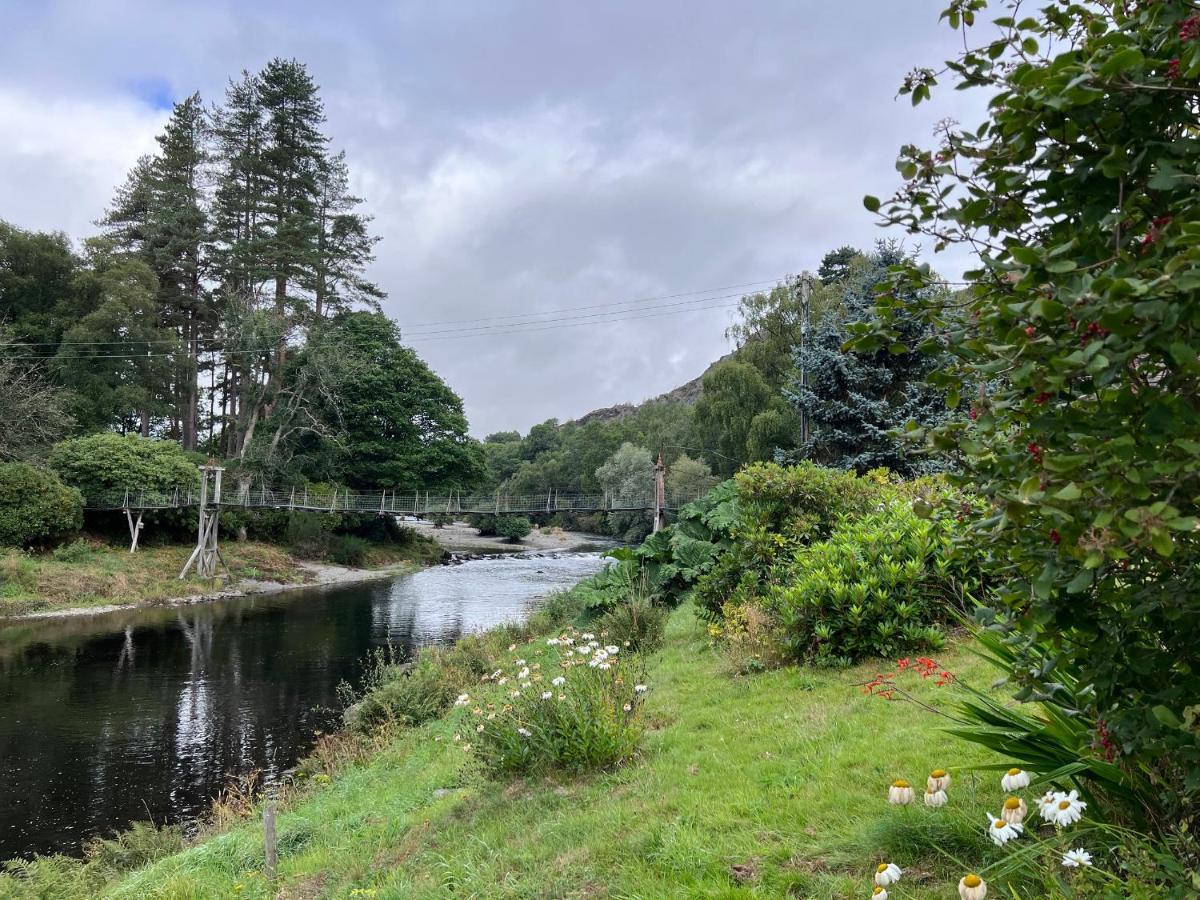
<box><xmin>2</xmin><ymin>0</ymin><xmax>986</xmax><ymax>435</ymax></box>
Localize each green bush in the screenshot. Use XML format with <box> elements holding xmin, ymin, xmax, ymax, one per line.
<box><xmin>344</xmin><ymin>659</ymin><xmax>457</xmax><ymax>732</ymax></box>
<box><xmin>766</xmin><ymin>503</ymin><xmax>970</xmax><ymax>665</ymax></box>
<box><xmin>285</xmin><ymin>511</ymin><xmax>336</xmax><ymax>559</ymax></box>
<box><xmin>599</xmin><ymin>598</ymin><xmax>667</xmax><ymax>653</ymax></box>
<box><xmin>328</xmin><ymin>534</ymin><xmax>370</xmax><ymax>566</ymax></box>
<box><xmin>0</xmin><ymin>463</ymin><xmax>83</xmax><ymax>548</ymax></box>
<box><xmin>48</xmin><ymin>433</ymin><xmax>197</xmax><ymax>504</ymax></box>
<box><xmin>473</xmin><ymin>628</ymin><xmax>646</xmax><ymax>774</ymax></box>
<box><xmin>50</xmin><ymin>538</ymin><xmax>99</xmax><ymax>562</ymax></box>
<box><xmin>493</xmin><ymin>515</ymin><xmax>532</xmax><ymax>542</ymax></box>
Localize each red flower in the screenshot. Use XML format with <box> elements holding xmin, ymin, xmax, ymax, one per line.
<box><xmin>1049</xmin><ymin>528</ymin><xmax>1061</xmax><ymax>546</ymax></box>
<box><xmin>1027</xmin><ymin>442</ymin><xmax>1043</xmax><ymax>462</ymax></box>
<box><xmin>1034</xmin><ymin>392</ymin><xmax>1050</xmax><ymax>405</ymax></box>
<box><xmin>1181</xmin><ymin>14</ymin><xmax>1200</xmax><ymax>41</ymax></box>
<box><xmin>1141</xmin><ymin>215</ymin><xmax>1173</xmax><ymax>252</ymax></box>
<box><xmin>1024</xmin><ymin>325</ymin><xmax>1036</xmax><ymax>338</ymax></box>
<box><xmin>969</xmin><ymin>407</ymin><xmax>979</xmax><ymax>420</ymax></box>
<box><xmin>1166</xmin><ymin>58</ymin><xmax>1182</xmax><ymax>80</ymax></box>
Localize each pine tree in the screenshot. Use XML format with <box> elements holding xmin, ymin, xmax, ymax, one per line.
<box><xmin>100</xmin><ymin>94</ymin><xmax>211</xmax><ymax>445</ymax></box>
<box><xmin>311</xmin><ymin>151</ymin><xmax>384</xmax><ymax>318</ymax></box>
<box><xmin>786</xmin><ymin>242</ymin><xmax>952</xmax><ymax>475</ymax></box>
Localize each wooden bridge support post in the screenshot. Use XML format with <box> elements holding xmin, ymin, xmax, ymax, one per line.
<box><xmin>125</xmin><ymin>508</ymin><xmax>144</xmax><ymax>553</ymax></box>
<box><xmin>653</xmin><ymin>454</ymin><xmax>667</xmax><ymax>533</ymax></box>
<box><xmin>179</xmin><ymin>465</ymin><xmax>229</xmax><ymax>580</ymax></box>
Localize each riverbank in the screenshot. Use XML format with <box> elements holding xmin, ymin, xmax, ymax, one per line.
<box><xmin>0</xmin><ymin>538</ymin><xmax>438</xmax><ymax>618</ymax></box>
<box><xmin>45</xmin><ymin>604</ymin><xmax>1001</xmax><ymax>899</ymax></box>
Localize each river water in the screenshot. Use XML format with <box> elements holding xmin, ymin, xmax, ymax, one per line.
<box><xmin>0</xmin><ymin>551</ymin><xmax>607</xmax><ymax>860</ymax></box>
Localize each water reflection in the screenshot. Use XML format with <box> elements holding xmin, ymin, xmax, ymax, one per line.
<box><xmin>0</xmin><ymin>551</ymin><xmax>605</xmax><ymax>860</ymax></box>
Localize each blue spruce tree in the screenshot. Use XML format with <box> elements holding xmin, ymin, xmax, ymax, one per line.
<box><xmin>786</xmin><ymin>242</ymin><xmax>952</xmax><ymax>475</ymax></box>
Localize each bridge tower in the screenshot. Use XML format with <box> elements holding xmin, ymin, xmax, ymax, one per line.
<box><xmin>179</xmin><ymin>464</ymin><xmax>229</xmax><ymax>580</ymax></box>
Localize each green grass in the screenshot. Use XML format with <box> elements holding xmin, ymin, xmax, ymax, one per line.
<box><xmin>78</xmin><ymin>606</ymin><xmax>1008</xmax><ymax>899</ymax></box>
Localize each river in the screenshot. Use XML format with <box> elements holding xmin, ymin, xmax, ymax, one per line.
<box><xmin>0</xmin><ymin>551</ymin><xmax>608</xmax><ymax>860</ymax></box>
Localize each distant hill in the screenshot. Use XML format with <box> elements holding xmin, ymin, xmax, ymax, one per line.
<box><xmin>569</xmin><ymin>351</ymin><xmax>734</xmax><ymax>426</ymax></box>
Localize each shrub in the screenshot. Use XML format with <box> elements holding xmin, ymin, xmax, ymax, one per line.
<box><xmin>344</xmin><ymin>659</ymin><xmax>457</xmax><ymax>732</ymax></box>
<box><xmin>598</xmin><ymin>598</ymin><xmax>667</xmax><ymax>653</ymax></box>
<box><xmin>328</xmin><ymin>534</ymin><xmax>370</xmax><ymax>566</ymax></box>
<box><xmin>493</xmin><ymin>515</ymin><xmax>532</xmax><ymax>543</ymax></box>
<box><xmin>0</xmin><ymin>463</ymin><xmax>83</xmax><ymax>548</ymax></box>
<box><xmin>285</xmin><ymin>512</ymin><xmax>336</xmax><ymax>559</ymax></box>
<box><xmin>472</xmin><ymin>629</ymin><xmax>646</xmax><ymax>775</ymax></box>
<box><xmin>766</xmin><ymin>503</ymin><xmax>970</xmax><ymax>665</ymax></box>
<box><xmin>864</xmin><ymin>0</ymin><xmax>1200</xmax><ymax>821</ymax></box>
<box><xmin>48</xmin><ymin>433</ymin><xmax>197</xmax><ymax>504</ymax></box>
<box><xmin>51</xmin><ymin>538</ymin><xmax>99</xmax><ymax>562</ymax></box>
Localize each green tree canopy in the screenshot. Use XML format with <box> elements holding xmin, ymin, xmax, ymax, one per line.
<box><xmin>48</xmin><ymin>432</ymin><xmax>198</xmax><ymax>503</ymax></box>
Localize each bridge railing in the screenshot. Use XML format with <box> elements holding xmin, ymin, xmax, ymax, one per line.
<box><xmin>82</xmin><ymin>485</ymin><xmax>713</xmax><ymax>514</ymax></box>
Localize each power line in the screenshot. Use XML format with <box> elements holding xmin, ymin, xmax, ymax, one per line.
<box><xmin>6</xmin><ymin>276</ymin><xmax>790</xmax><ymax>349</ymax></box>
<box><xmin>2</xmin><ymin>297</ymin><xmax>744</xmax><ymax>361</ymax></box>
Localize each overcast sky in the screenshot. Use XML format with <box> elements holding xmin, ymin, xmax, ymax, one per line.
<box><xmin>1</xmin><ymin>1</ymin><xmax>986</xmax><ymax>436</ymax></box>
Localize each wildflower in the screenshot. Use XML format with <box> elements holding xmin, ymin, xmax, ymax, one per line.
<box><xmin>518</xmin><ymin>667</ymin><xmax>530</xmax><ymax>680</ymax></box>
<box><xmin>541</xmin><ymin>691</ymin><xmax>553</xmax><ymax>700</ymax></box>
<box><xmin>599</xmin><ymin>662</ymin><xmax>611</xmax><ymax>670</ymax></box>
<box><xmin>515</xmin><ymin>659</ymin><xmax>526</xmax><ymax>666</ymax></box>
<box><xmin>475</xmin><ymin>724</ymin><xmax>484</xmax><ymax>733</ymax></box>
<box><xmin>623</xmin><ymin>703</ymin><xmax>632</xmax><ymax>712</ymax></box>
<box><xmin>927</xmin><ymin>768</ymin><xmax>951</xmax><ymax>792</ymax></box>
<box><xmin>987</xmin><ymin>813</ymin><xmax>1023</xmax><ymax>846</ymax></box>
<box><xmin>1062</xmin><ymin>848</ymin><xmax>1093</xmax><ymax>868</ymax></box>
<box><xmin>520</xmin><ymin>681</ymin><xmax>532</xmax><ymax>689</ymax></box>
<box><xmin>581</xmin><ymin>633</ymin><xmax>595</xmax><ymax>640</ymax></box>
<box><xmin>634</xmin><ymin>684</ymin><xmax>648</xmax><ymax>693</ymax></box>
<box><xmin>1037</xmin><ymin>790</ymin><xmax>1058</xmax><ymax>820</ymax></box>
<box><xmin>605</xmin><ymin>645</ymin><xmax>619</xmax><ymax>654</ymax></box>
<box><xmin>872</xmin><ymin>888</ymin><xmax>888</xmax><ymax>900</ymax></box>
<box><xmin>587</xmin><ymin>640</ymin><xmax>600</xmax><ymax>649</ymax></box>
<box><xmin>507</xmin><ymin>644</ymin><xmax>516</xmax><ymax>651</ymax></box>
<box><xmin>454</xmin><ymin>694</ymin><xmax>471</xmax><ymax>707</ymax></box>
<box><xmin>874</xmin><ymin>862</ymin><xmax>902</xmax><ymax>887</ymax></box>
<box><xmin>462</xmin><ymin>743</ymin><xmax>472</xmax><ymax>752</ymax></box>
<box><xmin>887</xmin><ymin>780</ymin><xmax>915</xmax><ymax>805</ymax></box>
<box><xmin>1001</xmin><ymin>796</ymin><xmax>1027</xmax><ymax>825</ymax></box>
<box><xmin>498</xmin><ymin>677</ymin><xmax>508</xmax><ymax>685</ymax></box>
<box><xmin>576</xmin><ymin>647</ymin><xmax>591</xmax><ymax>656</ymax></box>
<box><xmin>547</xmin><ymin>638</ymin><xmax>560</xmax><ymax>646</ymax></box>
<box><xmin>562</xmin><ymin>636</ymin><xmax>574</xmax><ymax>645</ymax></box>
<box><xmin>517</xmin><ymin>727</ymin><xmax>532</xmax><ymax>737</ymax></box>
<box><xmin>557</xmin><ymin>693</ymin><xmax>565</xmax><ymax>701</ymax></box>
<box><xmin>509</xmin><ymin>690</ymin><xmax>521</xmax><ymax>698</ymax></box>
<box><xmin>552</xmin><ymin>676</ymin><xmax>565</xmax><ymax>686</ymax></box>
<box><xmin>1000</xmin><ymin>768</ymin><xmax>1031</xmax><ymax>791</ymax></box>
<box><xmin>924</xmin><ymin>788</ymin><xmax>948</xmax><ymax>808</ymax></box>
<box><xmin>958</xmin><ymin>873</ymin><xmax>987</xmax><ymax>899</ymax></box>
<box><xmin>1048</xmin><ymin>790</ymin><xmax>1087</xmax><ymax>827</ymax></box>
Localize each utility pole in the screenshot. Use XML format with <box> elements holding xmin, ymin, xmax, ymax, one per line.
<box><xmin>798</xmin><ymin>275</ymin><xmax>813</xmax><ymax>449</ymax></box>
<box><xmin>652</xmin><ymin>454</ymin><xmax>667</xmax><ymax>533</ymax></box>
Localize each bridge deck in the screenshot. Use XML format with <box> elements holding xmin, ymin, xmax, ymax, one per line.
<box><xmin>84</xmin><ymin>487</ymin><xmax>701</xmax><ymax>515</ymax></box>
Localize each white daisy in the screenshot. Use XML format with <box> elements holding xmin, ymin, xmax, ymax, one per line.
<box><xmin>1037</xmin><ymin>790</ymin><xmax>1060</xmax><ymax>821</ymax></box>
<box><xmin>517</xmin><ymin>727</ymin><xmax>531</xmax><ymax>737</ymax></box>
<box><xmin>581</xmin><ymin>633</ymin><xmax>595</xmax><ymax>640</ymax></box>
<box><xmin>1001</xmin><ymin>768</ymin><xmax>1031</xmax><ymax>791</ymax></box>
<box><xmin>546</xmin><ymin>638</ymin><xmax>560</xmax><ymax>646</ymax></box>
<box><xmin>887</xmin><ymin>780</ymin><xmax>915</xmax><ymax>805</ymax></box>
<box><xmin>1061</xmin><ymin>848</ymin><xmax>1093</xmax><ymax>868</ymax></box>
<box><xmin>1048</xmin><ymin>790</ymin><xmax>1087</xmax><ymax>827</ymax></box>
<box><xmin>874</xmin><ymin>862</ymin><xmax>902</xmax><ymax>887</ymax></box>
<box><xmin>551</xmin><ymin>676</ymin><xmax>566</xmax><ymax>686</ymax></box>
<box><xmin>927</xmin><ymin>768</ymin><xmax>951</xmax><ymax>792</ymax></box>
<box><xmin>454</xmin><ymin>694</ymin><xmax>470</xmax><ymax>706</ymax></box>
<box><xmin>634</xmin><ymin>684</ymin><xmax>648</xmax><ymax>693</ymax></box>
<box><xmin>541</xmin><ymin>691</ymin><xmax>553</xmax><ymax>700</ymax></box>
<box><xmin>622</xmin><ymin>703</ymin><xmax>632</xmax><ymax>712</ymax></box>
<box><xmin>1000</xmin><ymin>796</ymin><xmax>1027</xmax><ymax>825</ymax></box>
<box><xmin>924</xmin><ymin>788</ymin><xmax>948</xmax><ymax>808</ymax></box>
<box><xmin>515</xmin><ymin>659</ymin><xmax>526</xmax><ymax>666</ymax></box>
<box><xmin>605</xmin><ymin>645</ymin><xmax>620</xmax><ymax>654</ymax></box>
<box><xmin>987</xmin><ymin>813</ymin><xmax>1023</xmax><ymax>846</ymax></box>
<box><xmin>958</xmin><ymin>873</ymin><xmax>987</xmax><ymax>899</ymax></box>
<box><xmin>872</xmin><ymin>887</ymin><xmax>888</xmax><ymax>900</ymax></box>
<box><xmin>517</xmin><ymin>667</ymin><xmax>530</xmax><ymax>680</ymax></box>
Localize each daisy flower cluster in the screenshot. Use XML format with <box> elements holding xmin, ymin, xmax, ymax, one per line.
<box><xmin>878</xmin><ymin>765</ymin><xmax>1097</xmax><ymax>897</ymax></box>
<box><xmin>454</xmin><ymin>627</ymin><xmax>649</xmax><ymax>774</ymax></box>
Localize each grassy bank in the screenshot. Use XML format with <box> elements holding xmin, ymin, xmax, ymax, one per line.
<box><xmin>0</xmin><ymin>535</ymin><xmax>442</xmax><ymax>616</ymax></box>
<box><xmin>41</xmin><ymin>605</ymin><xmax>1005</xmax><ymax>899</ymax></box>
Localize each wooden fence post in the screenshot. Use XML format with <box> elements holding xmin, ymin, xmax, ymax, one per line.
<box><xmin>263</xmin><ymin>799</ymin><xmax>278</xmax><ymax>883</ymax></box>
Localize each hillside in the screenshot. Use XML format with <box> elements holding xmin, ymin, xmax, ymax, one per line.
<box><xmin>570</xmin><ymin>351</ymin><xmax>734</xmax><ymax>426</ymax></box>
